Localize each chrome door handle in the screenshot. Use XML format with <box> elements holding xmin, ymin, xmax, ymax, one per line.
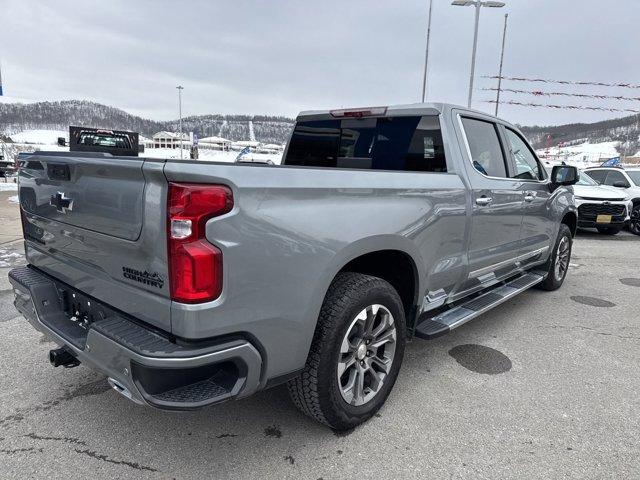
<box><xmin>476</xmin><ymin>197</ymin><xmax>493</xmax><ymax>206</ymax></box>
<box><xmin>524</xmin><ymin>191</ymin><xmax>536</xmax><ymax>203</ymax></box>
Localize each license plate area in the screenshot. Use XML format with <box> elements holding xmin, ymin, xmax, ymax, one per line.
<box><xmin>62</xmin><ymin>289</ymin><xmax>108</xmax><ymax>331</ymax></box>
<box><xmin>40</xmin><ymin>283</ymin><xmax>114</xmax><ymax>349</ymax></box>
<box><xmin>596</xmin><ymin>214</ymin><xmax>612</xmax><ymax>224</ymax></box>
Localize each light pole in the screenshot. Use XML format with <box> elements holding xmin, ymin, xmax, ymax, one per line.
<box><xmin>421</xmin><ymin>0</ymin><xmax>434</xmax><ymax>103</ymax></box>
<box><xmin>176</xmin><ymin>85</ymin><xmax>184</xmax><ymax>159</ymax></box>
<box><xmin>451</xmin><ymin>0</ymin><xmax>505</xmax><ymax>109</ymax></box>
<box><xmin>494</xmin><ymin>13</ymin><xmax>508</xmax><ymax>116</ymax></box>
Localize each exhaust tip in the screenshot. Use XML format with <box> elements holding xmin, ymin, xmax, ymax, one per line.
<box><xmin>107</xmin><ymin>378</ymin><xmax>144</xmax><ymax>405</ymax></box>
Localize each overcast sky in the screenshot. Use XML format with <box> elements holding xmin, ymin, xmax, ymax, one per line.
<box><xmin>1</xmin><ymin>0</ymin><xmax>639</xmax><ymax>126</ymax></box>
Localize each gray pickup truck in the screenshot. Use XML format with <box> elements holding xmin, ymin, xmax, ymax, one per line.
<box><xmin>9</xmin><ymin>103</ymin><xmax>578</xmax><ymax>430</ymax></box>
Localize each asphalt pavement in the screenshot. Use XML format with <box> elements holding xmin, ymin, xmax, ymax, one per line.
<box><xmin>0</xmin><ymin>189</ymin><xmax>638</xmax><ymax>479</ymax></box>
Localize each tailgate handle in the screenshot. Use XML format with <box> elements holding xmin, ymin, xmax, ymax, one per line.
<box><xmin>47</xmin><ymin>163</ymin><xmax>71</xmax><ymax>181</ymax></box>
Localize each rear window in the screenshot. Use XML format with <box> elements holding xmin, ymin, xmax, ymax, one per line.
<box><xmin>284</xmin><ymin>116</ymin><xmax>447</xmax><ymax>172</ymax></box>
<box><xmin>78</xmin><ymin>132</ymin><xmax>132</xmax><ymax>149</ymax></box>
<box><xmin>460</xmin><ymin>117</ymin><xmax>508</xmax><ymax>178</ymax></box>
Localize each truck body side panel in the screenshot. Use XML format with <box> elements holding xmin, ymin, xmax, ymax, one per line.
<box><xmin>163</xmin><ymin>161</ymin><xmax>467</xmax><ymax>380</ymax></box>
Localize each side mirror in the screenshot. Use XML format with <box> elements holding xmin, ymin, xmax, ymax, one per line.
<box><xmin>612</xmin><ymin>181</ymin><xmax>629</xmax><ymax>188</ymax></box>
<box><xmin>551</xmin><ymin>165</ymin><xmax>578</xmax><ymax>187</ymax></box>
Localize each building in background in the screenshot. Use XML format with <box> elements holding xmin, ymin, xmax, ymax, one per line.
<box><xmin>230</xmin><ymin>140</ymin><xmax>260</xmax><ymax>152</ymax></box>
<box><xmin>258</xmin><ymin>143</ymin><xmax>285</xmax><ymax>154</ymax></box>
<box><xmin>199</xmin><ymin>136</ymin><xmax>231</xmax><ymax>151</ymax></box>
<box><xmin>152</xmin><ymin>131</ymin><xmax>189</xmax><ymax>149</ymax></box>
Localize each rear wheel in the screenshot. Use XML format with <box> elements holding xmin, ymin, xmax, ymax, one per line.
<box><xmin>629</xmin><ymin>205</ymin><xmax>640</xmax><ymax>236</ymax></box>
<box><xmin>287</xmin><ymin>272</ymin><xmax>406</xmax><ymax>430</ymax></box>
<box><xmin>596</xmin><ymin>226</ymin><xmax>621</xmax><ymax>235</ymax></box>
<box><xmin>538</xmin><ymin>224</ymin><xmax>572</xmax><ymax>291</ymax></box>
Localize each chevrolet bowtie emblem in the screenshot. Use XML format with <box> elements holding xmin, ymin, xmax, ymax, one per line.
<box><xmin>50</xmin><ymin>191</ymin><xmax>73</xmax><ymax>213</ymax></box>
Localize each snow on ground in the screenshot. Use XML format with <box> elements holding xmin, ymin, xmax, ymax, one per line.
<box><xmin>536</xmin><ymin>141</ymin><xmax>620</xmax><ymax>168</ymax></box>
<box><xmin>7</xmin><ymin>195</ymin><xmax>19</xmax><ymax>204</ymax></box>
<box><xmin>0</xmin><ymin>247</ymin><xmax>25</xmax><ymax>268</ymax></box>
<box><xmin>144</xmin><ymin>148</ymin><xmax>282</xmax><ymax>164</ymax></box>
<box><xmin>0</xmin><ymin>182</ymin><xmax>18</xmax><ymax>191</ymax></box>
<box><xmin>10</xmin><ymin>129</ymin><xmax>68</xmax><ymax>144</ymax></box>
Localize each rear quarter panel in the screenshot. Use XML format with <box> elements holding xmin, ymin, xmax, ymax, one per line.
<box><xmin>164</xmin><ymin>161</ymin><xmax>467</xmax><ymax>381</ymax></box>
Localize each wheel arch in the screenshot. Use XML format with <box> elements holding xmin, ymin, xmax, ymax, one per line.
<box><xmin>338</xmin><ymin>249</ymin><xmax>419</xmax><ymax>323</ymax></box>
<box><xmin>561</xmin><ymin>209</ymin><xmax>578</xmax><ymax>237</ymax></box>
<box><xmin>316</xmin><ymin>236</ymin><xmax>425</xmax><ymax>331</ymax></box>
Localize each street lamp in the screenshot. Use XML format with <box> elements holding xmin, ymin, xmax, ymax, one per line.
<box><xmin>494</xmin><ymin>13</ymin><xmax>508</xmax><ymax>116</ymax></box>
<box><xmin>176</xmin><ymin>85</ymin><xmax>184</xmax><ymax>159</ymax></box>
<box><xmin>421</xmin><ymin>0</ymin><xmax>434</xmax><ymax>103</ymax></box>
<box><xmin>451</xmin><ymin>0</ymin><xmax>505</xmax><ymax>109</ymax></box>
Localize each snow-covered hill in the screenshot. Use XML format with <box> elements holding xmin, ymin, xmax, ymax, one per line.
<box><xmin>0</xmin><ymin>100</ymin><xmax>294</xmax><ymax>145</ymax></box>
<box><xmin>2</xmin><ymin>98</ymin><xmax>640</xmax><ymax>157</ymax></box>
<box><xmin>536</xmin><ymin>140</ymin><xmax>622</xmax><ymax>168</ymax></box>
<box><xmin>521</xmin><ymin>114</ymin><xmax>640</xmax><ymax>157</ymax></box>
<box><xmin>10</xmin><ymin>129</ymin><xmax>68</xmax><ymax>144</ymax></box>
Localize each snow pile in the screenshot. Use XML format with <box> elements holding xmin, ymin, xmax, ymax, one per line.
<box><xmin>0</xmin><ymin>248</ymin><xmax>25</xmax><ymax>268</ymax></box>
<box><xmin>10</xmin><ymin>129</ymin><xmax>68</xmax><ymax>145</ymax></box>
<box><xmin>8</xmin><ymin>195</ymin><xmax>19</xmax><ymax>204</ymax></box>
<box><xmin>0</xmin><ymin>182</ymin><xmax>18</xmax><ymax>191</ymax></box>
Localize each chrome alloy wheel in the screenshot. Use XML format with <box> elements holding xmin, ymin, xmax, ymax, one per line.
<box><xmin>337</xmin><ymin>304</ymin><xmax>397</xmax><ymax>407</ymax></box>
<box><xmin>554</xmin><ymin>236</ymin><xmax>570</xmax><ymax>282</ymax></box>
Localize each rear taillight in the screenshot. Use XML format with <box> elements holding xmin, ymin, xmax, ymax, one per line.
<box><xmin>167</xmin><ymin>183</ymin><xmax>233</xmax><ymax>303</ymax></box>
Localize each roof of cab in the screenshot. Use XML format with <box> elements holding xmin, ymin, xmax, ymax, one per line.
<box><xmin>296</xmin><ymin>102</ymin><xmax>503</xmax><ymax>122</ymax></box>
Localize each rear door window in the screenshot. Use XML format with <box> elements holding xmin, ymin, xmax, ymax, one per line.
<box><xmin>461</xmin><ymin>117</ymin><xmax>508</xmax><ymax>178</ymax></box>
<box><xmin>284</xmin><ymin>116</ymin><xmax>447</xmax><ymax>172</ymax></box>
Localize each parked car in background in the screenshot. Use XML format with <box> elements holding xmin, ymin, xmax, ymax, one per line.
<box><xmin>574</xmin><ymin>170</ymin><xmax>632</xmax><ymax>235</ymax></box>
<box><xmin>0</xmin><ymin>153</ymin><xmax>16</xmax><ymax>179</ymax></box>
<box><xmin>10</xmin><ymin>103</ymin><xmax>579</xmax><ymax>430</ymax></box>
<box><xmin>584</xmin><ymin>166</ymin><xmax>640</xmax><ymax>235</ymax></box>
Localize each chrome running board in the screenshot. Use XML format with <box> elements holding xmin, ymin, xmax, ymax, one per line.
<box><xmin>414</xmin><ymin>271</ymin><xmax>545</xmax><ymax>340</ymax></box>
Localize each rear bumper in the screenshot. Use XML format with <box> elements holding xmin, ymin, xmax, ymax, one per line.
<box><xmin>9</xmin><ymin>265</ymin><xmax>263</xmax><ymax>410</ymax></box>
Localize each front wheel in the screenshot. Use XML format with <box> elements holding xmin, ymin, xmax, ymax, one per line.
<box><xmin>537</xmin><ymin>224</ymin><xmax>573</xmax><ymax>291</ymax></box>
<box><xmin>287</xmin><ymin>272</ymin><xmax>406</xmax><ymax>430</ymax></box>
<box><xmin>629</xmin><ymin>205</ymin><xmax>640</xmax><ymax>236</ymax></box>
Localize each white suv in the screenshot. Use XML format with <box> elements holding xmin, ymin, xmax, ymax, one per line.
<box><xmin>584</xmin><ymin>167</ymin><xmax>640</xmax><ymax>235</ymax></box>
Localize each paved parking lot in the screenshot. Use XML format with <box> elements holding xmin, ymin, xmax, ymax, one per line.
<box><xmin>0</xmin><ymin>188</ymin><xmax>638</xmax><ymax>479</ymax></box>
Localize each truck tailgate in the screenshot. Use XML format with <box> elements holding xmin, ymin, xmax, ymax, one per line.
<box><xmin>18</xmin><ymin>153</ymin><xmax>172</xmax><ymax>332</ymax></box>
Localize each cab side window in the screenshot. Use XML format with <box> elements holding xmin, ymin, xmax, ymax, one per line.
<box><xmin>461</xmin><ymin>117</ymin><xmax>508</xmax><ymax>178</ymax></box>
<box><xmin>504</xmin><ymin>128</ymin><xmax>545</xmax><ymax>181</ymax></box>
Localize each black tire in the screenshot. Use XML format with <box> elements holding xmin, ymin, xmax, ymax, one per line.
<box><xmin>629</xmin><ymin>204</ymin><xmax>640</xmax><ymax>236</ymax></box>
<box><xmin>537</xmin><ymin>224</ymin><xmax>573</xmax><ymax>291</ymax></box>
<box><xmin>596</xmin><ymin>226</ymin><xmax>621</xmax><ymax>235</ymax></box>
<box><xmin>287</xmin><ymin>272</ymin><xmax>406</xmax><ymax>430</ymax></box>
